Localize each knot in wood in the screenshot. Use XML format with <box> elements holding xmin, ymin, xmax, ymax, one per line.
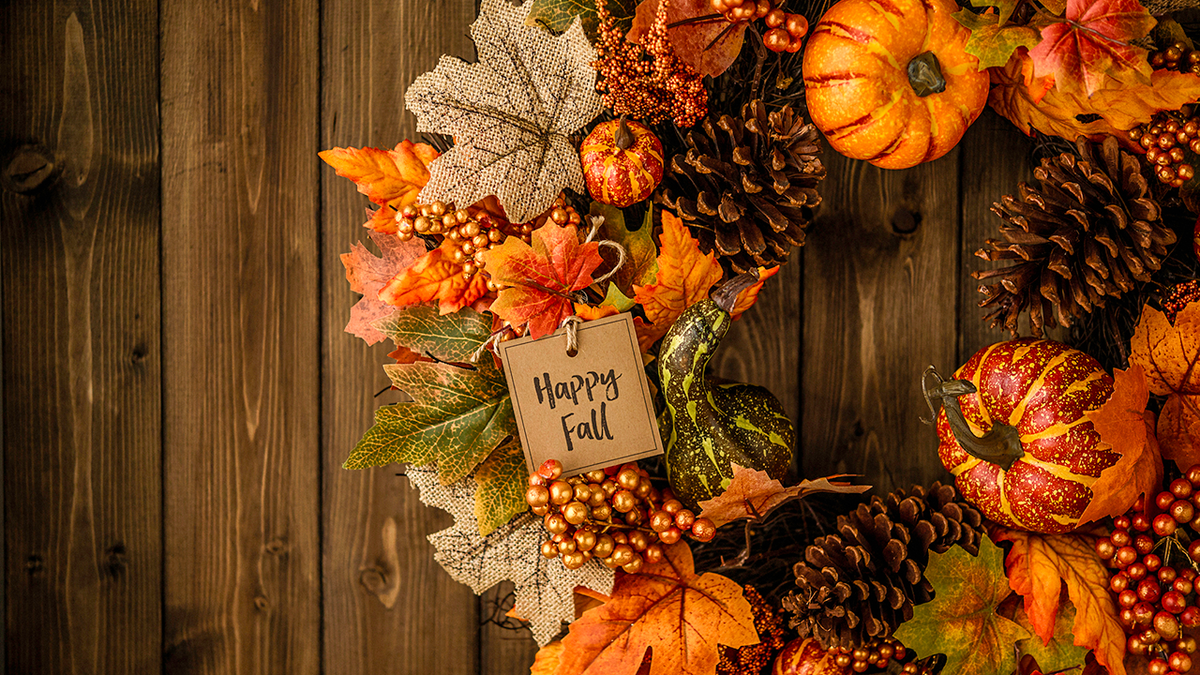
<box><xmin>2</xmin><ymin>144</ymin><xmax>58</xmax><ymax>194</ymax></box>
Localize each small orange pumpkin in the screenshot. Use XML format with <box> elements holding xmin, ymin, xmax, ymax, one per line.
<box><xmin>580</xmin><ymin>117</ymin><xmax>664</xmax><ymax>207</ymax></box>
<box><xmin>802</xmin><ymin>0</ymin><xmax>989</xmax><ymax>169</ymax></box>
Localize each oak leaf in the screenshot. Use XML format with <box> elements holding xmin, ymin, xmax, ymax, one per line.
<box><xmin>991</xmin><ymin>527</ymin><xmax>1127</xmax><ymax>675</ymax></box>
<box><xmin>379</xmin><ymin>241</ymin><xmax>493</xmax><ymax>315</ymax></box>
<box><xmin>591</xmin><ymin>202</ymin><xmax>659</xmax><ymax>296</ymax></box>
<box><xmin>555</xmin><ymin>542</ymin><xmax>759</xmax><ymax>675</ymax></box>
<box><xmin>320</xmin><ymin>141</ymin><xmax>439</xmax><ymax>233</ymax></box>
<box><xmin>527</xmin><ymin>0</ymin><xmax>638</xmax><ymax>38</ymax></box>
<box><xmin>405</xmin><ymin>0</ymin><xmax>603</xmax><ymax>224</ymax></box>
<box><xmin>1130</xmin><ymin>302</ymin><xmax>1200</xmax><ymax>470</ymax></box>
<box><xmin>953</xmin><ymin>8</ymin><xmax>1040</xmax><ymax>70</ymax></box>
<box><xmin>990</xmin><ymin>54</ymin><xmax>1200</xmax><ymax>143</ymax></box>
<box><xmin>480</xmin><ymin>223</ymin><xmax>604</xmax><ymax>339</ymax></box>
<box><xmin>1077</xmin><ymin>364</ymin><xmax>1162</xmax><ymax>524</ymax></box>
<box><xmin>1027</xmin><ymin>0</ymin><xmax>1155</xmax><ymax>96</ymax></box>
<box><xmin>696</xmin><ymin>463</ymin><xmax>870</xmax><ymax>528</ymax></box>
<box><xmin>893</xmin><ymin>538</ymin><xmax>1031</xmax><ymax>675</ymax></box>
<box><xmin>340</xmin><ymin>231</ymin><xmax>427</xmax><ymax>344</ymax></box>
<box><xmin>628</xmin><ymin>0</ymin><xmax>745</xmax><ymax>78</ymax></box>
<box><xmin>633</xmin><ymin>211</ymin><xmax>773</xmax><ymax>351</ymax></box>
<box><xmin>474</xmin><ymin>438</ymin><xmax>529</xmax><ymax>535</ymax></box>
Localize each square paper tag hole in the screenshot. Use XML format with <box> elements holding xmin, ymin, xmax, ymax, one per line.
<box><xmin>497</xmin><ymin>312</ymin><xmax>664</xmax><ymax>476</ymax></box>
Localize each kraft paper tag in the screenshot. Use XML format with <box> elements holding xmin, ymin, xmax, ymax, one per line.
<box><xmin>497</xmin><ymin>312</ymin><xmax>665</xmax><ymax>476</ymax></box>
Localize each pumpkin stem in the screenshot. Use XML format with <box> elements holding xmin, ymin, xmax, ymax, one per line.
<box><xmin>615</xmin><ymin>116</ymin><xmax>635</xmax><ymax>150</ymax></box>
<box><xmin>907</xmin><ymin>52</ymin><xmax>947</xmax><ymax>98</ymax></box>
<box><xmin>922</xmin><ymin>366</ymin><xmax>1024</xmax><ymax>471</ymax></box>
<box><xmin>712</xmin><ymin>268</ymin><xmax>760</xmax><ymax>313</ymax></box>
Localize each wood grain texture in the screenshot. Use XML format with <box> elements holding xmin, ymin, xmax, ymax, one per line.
<box><xmin>800</xmin><ymin>150</ymin><xmax>961</xmax><ymax>494</ymax></box>
<box><xmin>319</xmin><ymin>2</ymin><xmax>488</xmax><ymax>674</ymax></box>
<box><xmin>160</xmin><ymin>0</ymin><xmax>321</xmax><ymax>672</ymax></box>
<box><xmin>958</xmin><ymin>109</ymin><xmax>1038</xmax><ymax>363</ymax></box>
<box><xmin>1</xmin><ymin>3</ymin><xmax>163</xmax><ymax>673</ymax></box>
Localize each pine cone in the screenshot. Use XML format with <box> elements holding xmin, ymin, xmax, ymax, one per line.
<box><xmin>781</xmin><ymin>482</ymin><xmax>983</xmax><ymax>651</ymax></box>
<box><xmin>974</xmin><ymin>136</ymin><xmax>1176</xmax><ymax>337</ymax></box>
<box><xmin>655</xmin><ymin>100</ymin><xmax>826</xmax><ymax>274</ymax></box>
<box><xmin>717</xmin><ymin>586</ymin><xmax>788</xmax><ymax>675</ymax></box>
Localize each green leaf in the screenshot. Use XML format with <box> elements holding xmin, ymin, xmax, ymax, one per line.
<box><xmin>473</xmin><ymin>439</ymin><xmax>530</xmax><ymax>535</ymax></box>
<box><xmin>599</xmin><ymin>282</ymin><xmax>637</xmax><ymax>312</ymax></box>
<box><xmin>526</xmin><ymin>0</ymin><xmax>638</xmax><ymax>39</ymax></box>
<box><xmin>954</xmin><ymin>7</ymin><xmax>1041</xmax><ymax>69</ymax></box>
<box><xmin>968</xmin><ymin>0</ymin><xmax>1021</xmax><ymax>26</ymax></box>
<box><xmin>1014</xmin><ymin>601</ymin><xmax>1088</xmax><ymax>674</ymax></box>
<box><xmin>373</xmin><ymin>303</ymin><xmax>492</xmax><ymax>363</ymax></box>
<box><xmin>590</xmin><ymin>201</ymin><xmax>659</xmax><ymax>296</ymax></box>
<box><xmin>893</xmin><ymin>539</ymin><xmax>1032</xmax><ymax>675</ymax></box>
<box><xmin>344</xmin><ymin>358</ymin><xmax>516</xmax><ymax>484</ymax></box>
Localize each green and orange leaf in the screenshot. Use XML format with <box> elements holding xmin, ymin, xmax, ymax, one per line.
<box><xmin>953</xmin><ymin>8</ymin><xmax>1040</xmax><ymax>70</ymax></box>
<box><xmin>473</xmin><ymin>438</ymin><xmax>529</xmax><ymax>535</ymax></box>
<box><xmin>1130</xmin><ymin>302</ymin><xmax>1200</xmax><ymax>470</ymax></box>
<box><xmin>991</xmin><ymin>527</ymin><xmax>1127</xmax><ymax>675</ymax></box>
<box><xmin>1027</xmin><ymin>0</ymin><xmax>1155</xmax><ymax>96</ymax></box>
<box><xmin>320</xmin><ymin>140</ymin><xmax>439</xmax><ymax>232</ymax></box>
<box><xmin>480</xmin><ymin>223</ymin><xmax>604</xmax><ymax>339</ymax></box>
<box><xmin>1078</xmin><ymin>364</ymin><xmax>1162</xmax><ymax>524</ymax></box>
<box><xmin>555</xmin><ymin>542</ymin><xmax>759</xmax><ymax>675</ymax></box>
<box><xmin>379</xmin><ymin>241</ymin><xmax>493</xmax><ymax>315</ymax></box>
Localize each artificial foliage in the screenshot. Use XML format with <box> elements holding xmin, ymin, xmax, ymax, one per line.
<box><xmin>319</xmin><ymin>0</ymin><xmax>1200</xmax><ymax>673</ymax></box>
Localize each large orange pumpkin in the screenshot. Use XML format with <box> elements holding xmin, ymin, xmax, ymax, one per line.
<box><xmin>802</xmin><ymin>0</ymin><xmax>989</xmax><ymax>169</ymax></box>
<box><xmin>932</xmin><ymin>338</ymin><xmax>1118</xmax><ymax>534</ymax></box>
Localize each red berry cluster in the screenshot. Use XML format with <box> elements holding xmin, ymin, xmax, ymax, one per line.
<box><xmin>1164</xmin><ymin>280</ymin><xmax>1200</xmax><ymax>324</ymax></box>
<box><xmin>829</xmin><ymin>639</ymin><xmax>910</xmax><ymax>673</ymax></box>
<box><xmin>1096</xmin><ymin>466</ymin><xmax>1200</xmax><ymax>672</ymax></box>
<box><xmin>526</xmin><ymin>459</ymin><xmax>716</xmax><ymax>574</ymax></box>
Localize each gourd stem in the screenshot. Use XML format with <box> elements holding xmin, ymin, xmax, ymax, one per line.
<box><xmin>615</xmin><ymin>116</ymin><xmax>634</xmax><ymax>150</ymax></box>
<box><xmin>907</xmin><ymin>51</ymin><xmax>947</xmax><ymax>98</ymax></box>
<box><xmin>712</xmin><ymin>268</ymin><xmax>761</xmax><ymax>313</ymax></box>
<box><xmin>923</xmin><ymin>367</ymin><xmax>1024</xmax><ymax>471</ymax></box>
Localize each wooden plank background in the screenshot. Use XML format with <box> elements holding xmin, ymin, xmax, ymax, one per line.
<box><xmin>1</xmin><ymin>1</ymin><xmax>1031</xmax><ymax>672</ymax></box>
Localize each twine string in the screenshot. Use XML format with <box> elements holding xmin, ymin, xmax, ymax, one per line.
<box><xmin>561</xmin><ymin>315</ymin><xmax>583</xmax><ymax>357</ymax></box>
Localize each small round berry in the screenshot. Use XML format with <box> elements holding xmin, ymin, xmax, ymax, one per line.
<box><xmin>659</xmin><ymin>526</ymin><xmax>683</xmax><ymax>545</ymax></box>
<box><xmin>1169</xmin><ymin>652</ymin><xmax>1192</xmax><ymax>674</ymax></box>
<box><xmin>765</xmin><ymin>7</ymin><xmax>785</xmax><ymax>27</ymax></box>
<box><xmin>1110</xmin><ymin>572</ymin><xmax>1130</xmax><ymax>592</ymax></box>
<box><xmin>1173</xmin><ymin>478</ymin><xmax>1194</xmax><ymax>499</ymax></box>
<box><xmin>784</xmin><ymin>12</ymin><xmax>808</xmax><ymax>37</ymax></box>
<box><xmin>525</xmin><ymin>485</ymin><xmax>550</xmax><ymax>508</ymax></box>
<box><xmin>1157</xmin><ymin>611</ymin><xmax>1182</xmax><ymax>640</ymax></box>
<box><xmin>1149</xmin><ymin>658</ymin><xmax>1170</xmax><ymax>675</ymax></box>
<box><xmin>763</xmin><ymin>27</ymin><xmax>789</xmax><ymax>52</ymax></box>
<box><xmin>1155</xmin><ymin>513</ymin><xmax>1179</xmax><ymax>536</ymax></box>
<box><xmin>1136</xmin><ymin>534</ymin><xmax>1155</xmax><ymax>555</ymax></box>
<box><xmin>1136</xmin><ymin>579</ymin><xmax>1160</xmax><ymax>604</ymax></box>
<box><xmin>1120</xmin><ymin>589</ymin><xmax>1139</xmax><ymax>608</ymax></box>
<box><xmin>1096</xmin><ymin>538</ymin><xmax>1116</xmax><ymax>559</ymax></box>
<box><xmin>1115</xmin><ymin>546</ymin><xmax>1139</xmax><ymax>567</ymax></box>
<box><xmin>1129</xmin><ymin>562</ymin><xmax>1149</xmax><ymax>581</ymax></box>
<box><xmin>1163</xmin><ymin>590</ymin><xmax>1187</xmax><ymax>614</ymax></box>
<box><xmin>1183</xmin><ymin>606</ymin><xmax>1200</xmax><ymax>629</ymax></box>
<box><xmin>1159</xmin><ymin>491</ymin><xmax>1178</xmax><ymax>511</ymax></box>
<box><xmin>1162</xmin><ymin>566</ymin><xmax>1180</xmax><ymax>584</ymax></box>
<box><xmin>691</xmin><ymin>518</ymin><xmax>716</xmax><ymax>542</ymax></box>
<box><xmin>649</xmin><ymin>510</ymin><xmax>675</xmax><ymax>533</ymax></box>
<box><xmin>538</xmin><ymin>458</ymin><xmax>563</xmax><ymax>480</ymax></box>
<box><xmin>1111</xmin><ymin>528</ymin><xmax>1132</xmax><ymax>547</ymax></box>
<box><xmin>1146</xmin><ymin>555</ymin><xmax>1163</xmax><ymax>572</ymax></box>
<box><xmin>549</xmin><ymin>480</ymin><xmax>574</xmax><ymax>505</ymax></box>
<box><xmin>674</xmin><ymin>509</ymin><xmax>696</xmax><ymax>530</ymax></box>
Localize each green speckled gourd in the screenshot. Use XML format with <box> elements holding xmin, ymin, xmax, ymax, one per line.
<box><xmin>658</xmin><ymin>272</ymin><xmax>795</xmax><ymax>508</ymax></box>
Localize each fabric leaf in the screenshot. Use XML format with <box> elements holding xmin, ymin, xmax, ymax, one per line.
<box><xmin>320</xmin><ymin>141</ymin><xmax>439</xmax><ymax>233</ymax></box>
<box><xmin>527</xmin><ymin>0</ymin><xmax>638</xmax><ymax>38</ymax></box>
<box><xmin>892</xmin><ymin>538</ymin><xmax>1031</xmax><ymax>675</ymax></box>
<box><xmin>591</xmin><ymin>202</ymin><xmax>659</xmax><ymax>296</ymax></box>
<box><xmin>1027</xmin><ymin>0</ymin><xmax>1156</xmax><ymax>96</ymax></box>
<box><xmin>405</xmin><ymin>466</ymin><xmax>614</xmax><ymax>643</ymax></box>
<box><xmin>1078</xmin><ymin>364</ymin><xmax>1162</xmax><ymax>524</ymax></box>
<box><xmin>696</xmin><ymin>464</ymin><xmax>869</xmax><ymax>528</ymax></box>
<box><xmin>373</xmin><ymin>304</ymin><xmax>492</xmax><ymax>364</ymax></box>
<box><xmin>628</xmin><ymin>0</ymin><xmax>745</xmax><ymax>78</ymax></box>
<box><xmin>344</xmin><ymin>354</ymin><xmax>516</xmax><ymax>486</ymax></box>
<box><xmin>405</xmin><ymin>0</ymin><xmax>603</xmax><ymax>224</ymax></box>
<box><xmin>991</xmin><ymin>527</ymin><xmax>1127</xmax><ymax>675</ymax></box>
<box><xmin>555</xmin><ymin>542</ymin><xmax>759</xmax><ymax>675</ymax></box>
<box><xmin>473</xmin><ymin>438</ymin><xmax>529</xmax><ymax>535</ymax></box>
<box><xmin>379</xmin><ymin>241</ymin><xmax>493</xmax><ymax>315</ymax></box>
<box><xmin>340</xmin><ymin>232</ymin><xmax>427</xmax><ymax>344</ymax></box>
<box><xmin>480</xmin><ymin>223</ymin><xmax>604</xmax><ymax>339</ymax></box>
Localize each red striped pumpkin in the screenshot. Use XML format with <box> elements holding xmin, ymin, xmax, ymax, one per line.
<box><xmin>802</xmin><ymin>0</ymin><xmax>988</xmax><ymax>169</ymax></box>
<box><xmin>580</xmin><ymin>118</ymin><xmax>664</xmax><ymax>208</ymax></box>
<box><xmin>935</xmin><ymin>338</ymin><xmax>1118</xmax><ymax>534</ymax></box>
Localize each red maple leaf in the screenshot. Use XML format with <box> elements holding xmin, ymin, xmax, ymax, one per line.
<box><xmin>1027</xmin><ymin>0</ymin><xmax>1155</xmax><ymax>96</ymax></box>
<box><xmin>340</xmin><ymin>231</ymin><xmax>427</xmax><ymax>344</ymax></box>
<box><xmin>479</xmin><ymin>223</ymin><xmax>604</xmax><ymax>339</ymax></box>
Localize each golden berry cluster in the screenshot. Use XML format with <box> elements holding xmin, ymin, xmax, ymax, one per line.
<box><xmin>828</xmin><ymin>639</ymin><xmax>909</xmax><ymax>673</ymax></box>
<box><xmin>1130</xmin><ymin>113</ymin><xmax>1199</xmax><ymax>188</ymax></box>
<box><xmin>1164</xmin><ymin>280</ymin><xmax>1200</xmax><ymax>323</ymax></box>
<box><xmin>1151</xmin><ymin>42</ymin><xmax>1200</xmax><ymax>75</ymax></box>
<box><xmin>709</xmin><ymin>0</ymin><xmax>809</xmax><ymax>53</ymax></box>
<box><xmin>593</xmin><ymin>0</ymin><xmax>707</xmax><ymax>128</ymax></box>
<box><xmin>525</xmin><ymin>459</ymin><xmax>716</xmax><ymax>573</ymax></box>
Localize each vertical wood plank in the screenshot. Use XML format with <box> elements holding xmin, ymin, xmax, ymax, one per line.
<box><xmin>160</xmin><ymin>0</ymin><xmax>321</xmax><ymax>672</ymax></box>
<box><xmin>800</xmin><ymin>151</ymin><xmax>961</xmax><ymax>494</ymax></box>
<box><xmin>319</xmin><ymin>2</ymin><xmax>486</xmax><ymax>674</ymax></box>
<box><xmin>958</xmin><ymin>110</ymin><xmax>1039</xmax><ymax>363</ymax></box>
<box><xmin>1</xmin><ymin>2</ymin><xmax>163</xmax><ymax>673</ymax></box>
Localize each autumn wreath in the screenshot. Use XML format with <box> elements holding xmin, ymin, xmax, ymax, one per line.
<box><xmin>321</xmin><ymin>0</ymin><xmax>1200</xmax><ymax>674</ymax></box>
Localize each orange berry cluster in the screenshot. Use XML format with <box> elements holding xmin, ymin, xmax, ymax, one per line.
<box><xmin>1164</xmin><ymin>281</ymin><xmax>1200</xmax><ymax>323</ymax></box>
<box><xmin>763</xmin><ymin>9</ymin><xmax>808</xmax><ymax>53</ymax></box>
<box><xmin>1129</xmin><ymin>113</ymin><xmax>1199</xmax><ymax>188</ymax></box>
<box><xmin>1150</xmin><ymin>42</ymin><xmax>1200</xmax><ymax>75</ymax></box>
<box><xmin>711</xmin><ymin>0</ymin><xmax>772</xmax><ymax>21</ymax></box>
<box><xmin>827</xmin><ymin>639</ymin><xmax>909</xmax><ymax>673</ymax></box>
<box><xmin>525</xmin><ymin>459</ymin><xmax>716</xmax><ymax>573</ymax></box>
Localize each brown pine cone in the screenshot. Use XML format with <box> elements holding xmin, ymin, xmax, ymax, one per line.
<box><xmin>973</xmin><ymin>135</ymin><xmax>1176</xmax><ymax>337</ymax></box>
<box><xmin>781</xmin><ymin>482</ymin><xmax>983</xmax><ymax>652</ymax></box>
<box><xmin>655</xmin><ymin>100</ymin><xmax>825</xmax><ymax>275</ymax></box>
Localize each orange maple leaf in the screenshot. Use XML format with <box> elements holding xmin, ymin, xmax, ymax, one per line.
<box><xmin>633</xmin><ymin>211</ymin><xmax>776</xmax><ymax>351</ymax></box>
<box><xmin>991</xmin><ymin>527</ymin><xmax>1127</xmax><ymax>675</ymax></box>
<box><xmin>378</xmin><ymin>241</ymin><xmax>492</xmax><ymax>315</ymax></box>
<box><xmin>533</xmin><ymin>642</ymin><xmax>565</xmax><ymax>675</ymax></box>
<box><xmin>696</xmin><ymin>464</ymin><xmax>869</xmax><ymax>528</ymax></box>
<box><xmin>340</xmin><ymin>231</ymin><xmax>427</xmax><ymax>345</ymax></box>
<box><xmin>1077</xmin><ymin>364</ymin><xmax>1162</xmax><ymax>524</ymax></box>
<box><xmin>319</xmin><ymin>140</ymin><xmax>439</xmax><ymax>233</ymax></box>
<box><xmin>555</xmin><ymin>542</ymin><xmax>759</xmax><ymax>675</ymax></box>
<box><xmin>1130</xmin><ymin>302</ymin><xmax>1200</xmax><ymax>470</ymax></box>
<box><xmin>479</xmin><ymin>223</ymin><xmax>604</xmax><ymax>339</ymax></box>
